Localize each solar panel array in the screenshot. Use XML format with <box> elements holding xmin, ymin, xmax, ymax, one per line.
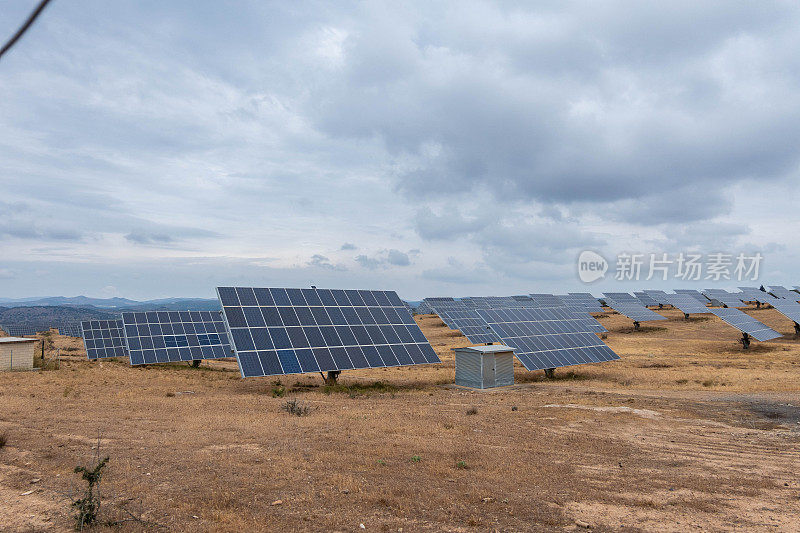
<box><xmin>674</xmin><ymin>289</ymin><xmax>710</xmax><ymax>304</ymax></box>
<box><xmin>476</xmin><ymin>307</ymin><xmax>618</xmax><ymax>371</ymax></box>
<box><xmin>702</xmin><ymin>289</ymin><xmax>746</xmax><ymax>308</ymax></box>
<box><xmin>1</xmin><ymin>321</ymin><xmax>84</xmax><ymax>336</ymax></box>
<box><xmin>58</xmin><ymin>323</ymin><xmax>84</xmax><ymax>337</ymax></box>
<box><xmin>604</xmin><ymin>299</ymin><xmax>667</xmax><ymax>322</ymax></box>
<box><xmin>122</xmin><ymin>311</ymin><xmax>231</xmax><ymax>365</ymax></box>
<box><xmin>566</xmin><ymin>293</ymin><xmax>605</xmax><ymax>313</ymax></box>
<box><xmin>633</xmin><ymin>291</ymin><xmax>659</xmax><ymax>307</ymax></box>
<box><xmin>768</xmin><ymin>286</ymin><xmax>796</xmax><ymax>300</ymax></box>
<box><xmin>218</xmin><ymin>287</ymin><xmax>440</xmax><ymax>378</ymax></box>
<box><xmin>769</xmin><ymin>299</ymin><xmax>800</xmax><ymax>324</ymax></box>
<box><xmin>603</xmin><ymin>292</ymin><xmax>640</xmax><ymax>305</ymax></box>
<box><xmin>440</xmin><ymin>309</ymin><xmax>501</xmax><ymax>344</ymax></box>
<box><xmin>529</xmin><ymin>294</ymin><xmax>566</xmax><ymax>307</ymax></box>
<box><xmin>709</xmin><ymin>308</ymin><xmax>782</xmax><ymax>341</ymax></box>
<box><xmin>642</xmin><ymin>290</ymin><xmax>672</xmax><ymax>306</ymax></box>
<box><xmin>81</xmin><ymin>320</ymin><xmax>128</xmax><ymax>360</ymax></box>
<box><xmin>663</xmin><ymin>294</ymin><xmax>710</xmax><ymax>315</ymax></box>
<box><xmin>738</xmin><ymin>287</ymin><xmax>779</xmax><ymax>304</ymax></box>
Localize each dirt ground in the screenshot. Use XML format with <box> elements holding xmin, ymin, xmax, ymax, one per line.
<box><xmin>1</xmin><ymin>307</ymin><xmax>799</xmax><ymax>532</ymax></box>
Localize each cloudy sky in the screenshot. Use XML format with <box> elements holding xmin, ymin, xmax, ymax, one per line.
<box><xmin>1</xmin><ymin>1</ymin><xmax>799</xmax><ymax>301</ymax></box>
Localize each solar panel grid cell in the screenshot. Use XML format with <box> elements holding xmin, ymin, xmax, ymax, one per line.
<box><xmin>81</xmin><ymin>320</ymin><xmax>128</xmax><ymax>360</ymax></box>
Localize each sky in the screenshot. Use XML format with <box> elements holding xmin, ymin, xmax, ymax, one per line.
<box><xmin>1</xmin><ymin>0</ymin><xmax>799</xmax><ymax>301</ymax></box>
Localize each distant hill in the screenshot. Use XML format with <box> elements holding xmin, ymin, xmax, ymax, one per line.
<box><xmin>0</xmin><ymin>295</ymin><xmax>219</xmax><ymax>311</ymax></box>
<box><xmin>0</xmin><ymin>305</ymin><xmax>117</xmax><ymax>325</ymax></box>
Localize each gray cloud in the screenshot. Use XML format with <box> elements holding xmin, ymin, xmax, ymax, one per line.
<box><xmin>307</xmin><ymin>254</ymin><xmax>347</xmax><ymax>271</ymax></box>
<box><xmin>1</xmin><ymin>1</ymin><xmax>799</xmax><ymax>298</ymax></box>
<box><xmin>125</xmin><ymin>233</ymin><xmax>174</xmax><ymax>245</ymax></box>
<box><xmin>355</xmin><ymin>249</ymin><xmax>414</xmax><ymax>270</ymax></box>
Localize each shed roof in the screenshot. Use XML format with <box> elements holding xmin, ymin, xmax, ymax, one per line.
<box><xmin>0</xmin><ymin>337</ymin><xmax>37</xmax><ymax>344</ymax></box>
<box><xmin>454</xmin><ymin>344</ymin><xmax>513</xmax><ymax>354</ymax></box>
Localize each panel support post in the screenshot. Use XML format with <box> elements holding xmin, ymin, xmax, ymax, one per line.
<box><xmin>633</xmin><ymin>321</ymin><xmax>640</xmax><ymax>330</ymax></box>
<box><xmin>191</xmin><ymin>360</ymin><xmax>201</xmax><ymax>368</ymax></box>
<box><xmin>544</xmin><ymin>368</ymin><xmax>555</xmax><ymax>379</ymax></box>
<box><xmin>684</xmin><ymin>313</ymin><xmax>690</xmax><ymax>320</ymax></box>
<box><xmin>794</xmin><ymin>322</ymin><xmax>800</xmax><ymax>337</ymax></box>
<box><xmin>324</xmin><ymin>370</ymin><xmax>341</xmax><ymax>385</ymax></box>
<box><xmin>741</xmin><ymin>332</ymin><xmax>751</xmax><ymax>350</ymax></box>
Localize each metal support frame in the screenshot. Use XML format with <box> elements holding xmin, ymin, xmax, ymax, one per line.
<box><xmin>633</xmin><ymin>321</ymin><xmax>641</xmax><ymax>330</ymax></box>
<box><xmin>321</xmin><ymin>370</ymin><xmax>341</xmax><ymax>385</ymax></box>
<box><xmin>740</xmin><ymin>332</ymin><xmax>751</xmax><ymax>350</ymax></box>
<box><xmin>794</xmin><ymin>322</ymin><xmax>800</xmax><ymax>337</ymax></box>
<box><xmin>684</xmin><ymin>313</ymin><xmax>690</xmax><ymax>320</ymax></box>
<box><xmin>191</xmin><ymin>360</ymin><xmax>201</xmax><ymax>368</ymax></box>
<box><xmin>543</xmin><ymin>368</ymin><xmax>555</xmax><ymax>379</ymax></box>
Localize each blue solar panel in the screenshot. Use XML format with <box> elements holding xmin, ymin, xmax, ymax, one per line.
<box><xmin>702</xmin><ymin>289</ymin><xmax>747</xmax><ymax>308</ymax></box>
<box><xmin>476</xmin><ymin>307</ymin><xmax>618</xmax><ymax>372</ymax></box>
<box><xmin>768</xmin><ymin>286</ymin><xmax>795</xmax><ymax>299</ymax></box>
<box><xmin>440</xmin><ymin>309</ymin><xmax>501</xmax><ymax>344</ymax></box>
<box><xmin>605</xmin><ymin>300</ymin><xmax>667</xmax><ymax>322</ymax></box>
<box><xmin>218</xmin><ymin>287</ymin><xmax>440</xmax><ymax>378</ymax></box>
<box><xmin>674</xmin><ymin>289</ymin><xmax>710</xmax><ymax>304</ymax></box>
<box><xmin>529</xmin><ymin>294</ymin><xmax>565</xmax><ymax>307</ymax></box>
<box><xmin>122</xmin><ymin>311</ymin><xmax>231</xmax><ymax>365</ymax></box>
<box><xmin>565</xmin><ymin>293</ymin><xmax>604</xmax><ymax>313</ymax></box>
<box><xmin>633</xmin><ymin>292</ymin><xmax>660</xmax><ymax>307</ymax></box>
<box><xmin>709</xmin><ymin>308</ymin><xmax>782</xmax><ymax>341</ymax></box>
<box><xmin>663</xmin><ymin>294</ymin><xmax>710</xmax><ymax>314</ymax></box>
<box><xmin>81</xmin><ymin>320</ymin><xmax>128</xmax><ymax>360</ymax></box>
<box><xmin>767</xmin><ymin>299</ymin><xmax>800</xmax><ymax>324</ymax></box>
<box><xmin>642</xmin><ymin>290</ymin><xmax>671</xmax><ymax>306</ymax></box>
<box><xmin>603</xmin><ymin>292</ymin><xmax>640</xmax><ymax>304</ymax></box>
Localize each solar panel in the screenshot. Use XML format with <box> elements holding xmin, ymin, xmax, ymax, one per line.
<box><xmin>633</xmin><ymin>292</ymin><xmax>660</xmax><ymax>307</ymax></box>
<box><xmin>81</xmin><ymin>320</ymin><xmax>128</xmax><ymax>360</ymax></box>
<box><xmin>663</xmin><ymin>294</ymin><xmax>710</xmax><ymax>315</ymax></box>
<box><xmin>217</xmin><ymin>287</ymin><xmax>440</xmax><ymax>378</ymax></box>
<box><xmin>674</xmin><ymin>289</ymin><xmax>710</xmax><ymax>304</ymax></box>
<box><xmin>702</xmin><ymin>289</ymin><xmax>747</xmax><ymax>308</ymax></box>
<box><xmin>604</xmin><ymin>299</ymin><xmax>667</xmax><ymax>322</ymax></box>
<box><xmin>768</xmin><ymin>286</ymin><xmax>796</xmax><ymax>300</ymax></box>
<box><xmin>58</xmin><ymin>323</ymin><xmax>83</xmax><ymax>337</ymax></box>
<box><xmin>603</xmin><ymin>292</ymin><xmax>640</xmax><ymax>304</ymax></box>
<box><xmin>441</xmin><ymin>309</ymin><xmax>501</xmax><ymax>344</ymax></box>
<box><xmin>737</xmin><ymin>287</ymin><xmax>779</xmax><ymax>304</ymax></box>
<box><xmin>476</xmin><ymin>307</ymin><xmax>619</xmax><ymax>372</ymax></box>
<box><xmin>709</xmin><ymin>308</ymin><xmax>782</xmax><ymax>341</ymax></box>
<box><xmin>766</xmin><ymin>299</ymin><xmax>800</xmax><ymax>325</ymax></box>
<box><xmin>565</xmin><ymin>293</ymin><xmax>605</xmax><ymax>313</ymax></box>
<box><xmin>121</xmin><ymin>311</ymin><xmax>231</xmax><ymax>365</ymax></box>
<box><xmin>641</xmin><ymin>290</ymin><xmax>672</xmax><ymax>306</ymax></box>
<box><xmin>529</xmin><ymin>294</ymin><xmax>566</xmax><ymax>307</ymax></box>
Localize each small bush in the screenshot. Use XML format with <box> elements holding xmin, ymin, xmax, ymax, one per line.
<box><xmin>455</xmin><ymin>460</ymin><xmax>468</xmax><ymax>469</ymax></box>
<box><xmin>376</xmin><ymin>459</ymin><xmax>386</xmax><ymax>465</ymax></box>
<box><xmin>466</xmin><ymin>406</ymin><xmax>478</xmax><ymax>416</ymax></box>
<box><xmin>282</xmin><ymin>398</ymin><xmax>311</xmax><ymax>416</ymax></box>
<box><xmin>165</xmin><ymin>392</ymin><xmax>175</xmax><ymax>397</ymax></box>
<box><xmin>73</xmin><ymin>455</ymin><xmax>109</xmax><ymax>530</ymax></box>
<box><xmin>702</xmin><ymin>380</ymin><xmax>715</xmax><ymax>387</ymax></box>
<box><xmin>272</xmin><ymin>382</ymin><xmax>286</xmax><ymax>398</ymax></box>
<box><xmin>0</xmin><ymin>432</ymin><xmax>7</xmax><ymax>449</ymax></box>
<box><xmin>411</xmin><ymin>455</ymin><xmax>421</xmax><ymax>463</ymax></box>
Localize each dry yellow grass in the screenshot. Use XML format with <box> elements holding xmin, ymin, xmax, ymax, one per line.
<box><xmin>0</xmin><ymin>307</ymin><xmax>798</xmax><ymax>531</ymax></box>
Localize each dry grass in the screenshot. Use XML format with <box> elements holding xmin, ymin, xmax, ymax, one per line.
<box><xmin>0</xmin><ymin>309</ymin><xmax>798</xmax><ymax>531</ymax></box>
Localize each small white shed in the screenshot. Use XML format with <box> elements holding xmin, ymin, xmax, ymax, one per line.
<box><xmin>454</xmin><ymin>345</ymin><xmax>515</xmax><ymax>389</ymax></box>
<box><xmin>0</xmin><ymin>337</ymin><xmax>36</xmax><ymax>371</ymax></box>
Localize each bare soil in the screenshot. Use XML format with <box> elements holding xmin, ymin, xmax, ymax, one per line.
<box><xmin>1</xmin><ymin>307</ymin><xmax>799</xmax><ymax>531</ymax></box>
